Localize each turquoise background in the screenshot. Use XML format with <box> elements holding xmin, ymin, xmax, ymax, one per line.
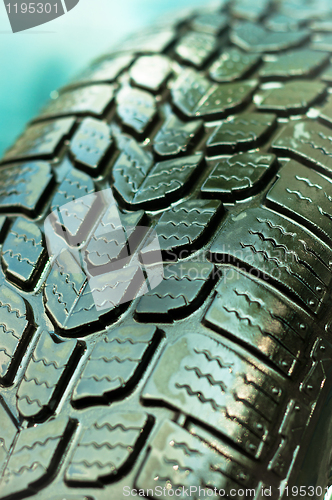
<box><xmin>0</xmin><ymin>0</ymin><xmax>206</xmax><ymax>157</ymax></box>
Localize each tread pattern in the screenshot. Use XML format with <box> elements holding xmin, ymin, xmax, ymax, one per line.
<box><xmin>50</xmin><ymin>168</ymin><xmax>95</xmax><ymax>242</ymax></box>
<box><xmin>136</xmin><ymin>262</ymin><xmax>214</xmax><ymax>320</ymax></box>
<box><xmin>129</xmin><ymin>55</ymin><xmax>172</xmax><ymax>92</ymax></box>
<box><xmin>70</xmin><ymin>117</ymin><xmax>112</xmax><ymax>172</ymax></box>
<box><xmin>2</xmin><ymin>2</ymin><xmax>332</xmax><ymax>498</ymax></box>
<box><xmin>272</xmin><ymin>119</ymin><xmax>332</xmax><ymax>175</ymax></box>
<box><xmin>44</xmin><ymin>249</ymin><xmax>139</xmax><ymax>332</ymax></box>
<box><xmin>259</xmin><ymin>49</ymin><xmax>329</xmax><ymax>79</ymax></box>
<box><xmin>142</xmin><ymin>332</ymin><xmax>283</xmax><ymax>456</ymax></box>
<box><xmin>153</xmin><ymin>113</ymin><xmax>203</xmax><ymax>157</ymax></box>
<box><xmin>17</xmin><ymin>331</ymin><xmax>78</xmax><ymax>419</ymax></box>
<box><xmin>201</xmin><ymin>151</ymin><xmax>276</xmax><ymax>200</ymax></box>
<box><xmin>171</xmin><ymin>68</ymin><xmax>258</xmax><ymax>119</ymax></box>
<box><xmin>38</xmin><ymin>85</ymin><xmax>114</xmax><ymax>120</ymax></box>
<box><xmin>0</xmin><ymin>161</ymin><xmax>53</xmax><ymax>216</ymax></box>
<box><xmin>71</xmin><ymin>325</ymin><xmax>158</xmax><ymax>405</ymax></box>
<box><xmin>152</xmin><ymin>199</ymin><xmax>222</xmax><ymax>257</ymax></box>
<box><xmin>255</xmin><ymin>80</ymin><xmax>326</xmax><ymax>116</ymax></box>
<box><xmin>2</xmin><ymin>118</ymin><xmax>75</xmax><ymax>162</ymax></box>
<box><xmin>209</xmin><ymin>48</ymin><xmax>261</xmax><ymax>82</ymax></box>
<box><xmin>113</xmin><ymin>151</ymin><xmax>203</xmax><ymax>209</ymax></box>
<box><xmin>2</xmin><ymin>217</ymin><xmax>45</xmax><ymax>287</ymax></box>
<box><xmin>191</xmin><ymin>12</ymin><xmax>228</xmax><ymax>35</ymax></box>
<box><xmin>136</xmin><ymin>419</ymin><xmax>255</xmax><ymax>500</ymax></box>
<box><xmin>116</xmin><ymin>86</ymin><xmax>157</xmax><ymax>136</ymax></box>
<box><xmin>0</xmin><ymin>284</ymin><xmax>32</xmax><ymax>384</ymax></box>
<box><xmin>65</xmin><ymin>412</ymin><xmax>150</xmax><ymax>485</ymax></box>
<box><xmin>210</xmin><ymin>206</ymin><xmax>332</xmax><ymax>313</ymax></box>
<box><xmin>174</xmin><ymin>31</ymin><xmax>218</xmax><ymax>68</ymax></box>
<box><xmin>84</xmin><ymin>208</ymin><xmax>144</xmax><ymax>269</ymax></box>
<box><xmin>204</xmin><ymin>266</ymin><xmax>312</xmax><ymax>375</ymax></box>
<box><xmin>266</xmin><ymin>160</ymin><xmax>332</xmax><ymax>245</ymax></box>
<box><xmin>206</xmin><ymin>112</ymin><xmax>277</xmax><ymax>154</ymax></box>
<box><xmin>0</xmin><ymin>416</ymin><xmax>73</xmax><ymax>499</ymax></box>
<box><xmin>231</xmin><ymin>22</ymin><xmax>310</xmax><ymax>52</ymax></box>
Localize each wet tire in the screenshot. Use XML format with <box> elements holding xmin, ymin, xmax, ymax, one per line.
<box><xmin>1</xmin><ymin>1</ymin><xmax>332</xmax><ymax>498</ymax></box>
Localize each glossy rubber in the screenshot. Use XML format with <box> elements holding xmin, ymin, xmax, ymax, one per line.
<box><xmin>1</xmin><ymin>1</ymin><xmax>332</xmax><ymax>499</ymax></box>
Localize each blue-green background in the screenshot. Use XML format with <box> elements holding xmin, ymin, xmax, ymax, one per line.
<box><xmin>0</xmin><ymin>0</ymin><xmax>206</xmax><ymax>157</ymax></box>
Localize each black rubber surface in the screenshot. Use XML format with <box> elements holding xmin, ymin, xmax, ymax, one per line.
<box><xmin>1</xmin><ymin>1</ymin><xmax>332</xmax><ymax>499</ymax></box>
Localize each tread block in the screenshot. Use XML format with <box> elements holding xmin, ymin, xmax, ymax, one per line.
<box><xmin>266</xmin><ymin>160</ymin><xmax>332</xmax><ymax>247</ymax></box>
<box><xmin>259</xmin><ymin>49</ymin><xmax>329</xmax><ymax>80</ymax></box>
<box><xmin>174</xmin><ymin>31</ymin><xmax>218</xmax><ymax>68</ymax></box>
<box><xmin>136</xmin><ymin>420</ymin><xmax>256</xmax><ymax>499</ymax></box>
<box><xmin>204</xmin><ymin>266</ymin><xmax>312</xmax><ymax>376</ymax></box>
<box><xmin>265</xmin><ymin>13</ymin><xmax>301</xmax><ymax>32</ymax></box>
<box><xmin>68</xmin><ymin>54</ymin><xmax>134</xmax><ymax>87</ymax></box>
<box><xmin>112</xmin><ymin>137</ymin><xmax>153</xmax><ymax>206</ymax></box>
<box><xmin>153</xmin><ymin>113</ymin><xmax>203</xmax><ymax>157</ymax></box>
<box><xmin>65</xmin><ymin>411</ymin><xmax>150</xmax><ymax>485</ymax></box>
<box><xmin>209</xmin><ymin>48</ymin><xmax>261</xmax><ymax>83</ymax></box>
<box><xmin>280</xmin><ymin>1</ymin><xmax>332</xmax><ymax>21</ymax></box>
<box><xmin>201</xmin><ymin>151</ymin><xmax>276</xmax><ymax>200</ymax></box>
<box><xmin>38</xmin><ymin>85</ymin><xmax>114</xmax><ymax>120</ymax></box>
<box><xmin>171</xmin><ymin>68</ymin><xmax>210</xmax><ymax>117</ymax></box>
<box><xmin>72</xmin><ymin>325</ymin><xmax>158</xmax><ymax>404</ymax></box>
<box><xmin>2</xmin><ymin>218</ymin><xmax>45</xmax><ymax>287</ymax></box>
<box><xmin>129</xmin><ymin>55</ymin><xmax>172</xmax><ymax>92</ymax></box>
<box><xmin>44</xmin><ymin>250</ymin><xmax>142</xmax><ymax>332</ymax></box>
<box><xmin>210</xmin><ymin>206</ymin><xmax>332</xmax><ymax>314</ymax></box>
<box><xmin>0</xmin><ymin>162</ymin><xmax>53</xmax><ymax>216</ymax></box>
<box><xmin>151</xmin><ymin>199</ymin><xmax>222</xmax><ymax>258</ymax></box>
<box><xmin>311</xmin><ymin>33</ymin><xmax>332</xmax><ymax>52</ymax></box>
<box><xmin>44</xmin><ymin>250</ymin><xmax>88</xmax><ymax>331</ymax></box>
<box><xmin>113</xmin><ymin>152</ymin><xmax>203</xmax><ymax>210</ymax></box>
<box><xmin>142</xmin><ymin>332</ymin><xmax>283</xmax><ymax>455</ymax></box>
<box><xmin>172</xmin><ymin>68</ymin><xmax>257</xmax><ymax>119</ymax></box>
<box><xmin>0</xmin><ymin>402</ymin><xmax>18</xmax><ymax>475</ymax></box>
<box><xmin>191</xmin><ymin>12</ymin><xmax>228</xmax><ymax>35</ymax></box>
<box><xmin>84</xmin><ymin>208</ymin><xmax>144</xmax><ymax>270</ymax></box>
<box><xmin>231</xmin><ymin>22</ymin><xmax>310</xmax><ymax>52</ymax></box>
<box><xmin>136</xmin><ymin>262</ymin><xmax>214</xmax><ymax>320</ymax></box>
<box><xmin>0</xmin><ymin>285</ymin><xmax>32</xmax><ymax>383</ymax></box>
<box><xmin>268</xmin><ymin>400</ymin><xmax>309</xmax><ymax>478</ymax></box>
<box><xmin>255</xmin><ymin>80</ymin><xmax>326</xmax><ymax>116</ymax></box>
<box><xmin>50</xmin><ymin>168</ymin><xmax>95</xmax><ymax>242</ymax></box>
<box><xmin>2</xmin><ymin>118</ymin><xmax>75</xmax><ymax>162</ymax></box>
<box><xmin>70</xmin><ymin>117</ymin><xmax>112</xmax><ymax>172</ymax></box>
<box><xmin>114</xmin><ymin>28</ymin><xmax>175</xmax><ymax>54</ymax></box>
<box><xmin>272</xmin><ymin>119</ymin><xmax>332</xmax><ymax>175</ymax></box>
<box><xmin>0</xmin><ymin>416</ymin><xmax>72</xmax><ymax>499</ymax></box>
<box><xmin>231</xmin><ymin>0</ymin><xmax>270</xmax><ymax>22</ymax></box>
<box><xmin>17</xmin><ymin>331</ymin><xmax>78</xmax><ymax>419</ymax></box>
<box><xmin>116</xmin><ymin>86</ymin><xmax>157</xmax><ymax>136</ymax></box>
<box><xmin>310</xmin><ymin>20</ymin><xmax>332</xmax><ymax>32</ymax></box>
<box><xmin>206</xmin><ymin>112</ymin><xmax>277</xmax><ymax>154</ymax></box>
